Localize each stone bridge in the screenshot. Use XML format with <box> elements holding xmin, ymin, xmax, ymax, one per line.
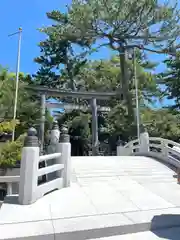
<box><xmin>1</xmin><ymin>129</ymin><xmax>180</xmax><ymax>239</ymax></box>
<box><xmin>1</xmin><ymin>155</ymin><xmax>180</xmax><ymax>239</ymax></box>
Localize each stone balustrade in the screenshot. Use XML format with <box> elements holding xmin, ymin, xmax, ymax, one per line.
<box><xmin>0</xmin><ymin>123</ymin><xmax>71</xmax><ymax>205</ymax></box>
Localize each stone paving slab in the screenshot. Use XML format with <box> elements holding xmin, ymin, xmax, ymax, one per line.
<box><xmin>49</xmin><ymin>184</ymin><xmax>97</xmax><ymax>219</ymax></box>
<box><xmin>1</xmin><ymin>156</ymin><xmax>180</xmax><ymax>240</ymax></box>
<box><xmin>52</xmin><ymin>207</ymin><xmax>180</xmax><ymax>239</ymax></box>
<box><xmin>53</xmin><ymin>212</ymin><xmax>133</xmax><ymax>234</ymax></box>
<box><xmin>0</xmin><ymin>195</ymin><xmax>52</xmax><ymax>224</ymax></box>
<box><xmin>142</xmin><ymin>182</ymin><xmax>180</xmax><ymax>207</ymax></box>
<box><xmin>124</xmin><ymin>207</ymin><xmax>180</xmax><ymax>228</ymax></box>
<box><xmin>0</xmin><ymin>220</ymin><xmax>54</xmax><ymax>240</ymax></box>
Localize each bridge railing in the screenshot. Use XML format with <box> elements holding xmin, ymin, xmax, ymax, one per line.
<box><xmin>117</xmin><ymin>132</ymin><xmax>180</xmax><ymax>169</ymax></box>
<box><xmin>0</xmin><ymin>125</ymin><xmax>71</xmax><ymax>205</ymax></box>
<box><xmin>17</xmin><ymin>126</ymin><xmax>71</xmax><ymax>205</ymax></box>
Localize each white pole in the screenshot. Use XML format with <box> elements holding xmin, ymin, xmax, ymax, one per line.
<box><xmin>10</xmin><ymin>27</ymin><xmax>22</xmax><ymax>141</ymax></box>
<box><xmin>40</xmin><ymin>94</ymin><xmax>46</xmax><ymax>152</ymax></box>
<box><xmin>133</xmin><ymin>48</ymin><xmax>140</xmax><ymax>140</ymax></box>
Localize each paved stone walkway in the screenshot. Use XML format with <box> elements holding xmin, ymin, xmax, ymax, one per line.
<box><xmin>0</xmin><ymin>156</ymin><xmax>180</xmax><ymax>239</ymax></box>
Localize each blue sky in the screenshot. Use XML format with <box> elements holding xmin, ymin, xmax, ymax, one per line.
<box><xmin>0</xmin><ymin>0</ymin><xmax>71</xmax><ymax>74</ymax></box>
<box><xmin>0</xmin><ymin>0</ymin><xmax>175</xmax><ymax>107</ymax></box>
<box><xmin>0</xmin><ymin>0</ymin><xmax>112</xmax><ymax>74</ymax></box>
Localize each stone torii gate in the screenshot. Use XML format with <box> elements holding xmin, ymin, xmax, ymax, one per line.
<box><xmin>26</xmin><ymin>85</ymin><xmax>123</xmax><ymax>155</ymax></box>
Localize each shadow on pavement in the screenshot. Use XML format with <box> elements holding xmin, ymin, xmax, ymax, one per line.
<box><xmin>151</xmin><ymin>214</ymin><xmax>180</xmax><ymax>240</ymax></box>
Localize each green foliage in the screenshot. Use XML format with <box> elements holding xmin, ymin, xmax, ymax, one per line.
<box><xmin>58</xmin><ymin>110</ymin><xmax>91</xmax><ymax>139</ymax></box>
<box><xmin>0</xmin><ymin>66</ymin><xmax>37</xmax><ymax>115</ymax></box>
<box><xmin>107</xmin><ymin>105</ymin><xmax>180</xmax><ymax>142</ymax></box>
<box><xmin>0</xmin><ymin>66</ymin><xmax>53</xmax><ymax>138</ymax></box>
<box><xmin>0</xmin><ymin>66</ymin><xmax>37</xmax><ymax>121</ymax></box>
<box><xmin>34</xmin><ymin>10</ymin><xmax>89</xmax><ymax>90</ymax></box>
<box><xmin>58</xmin><ymin>110</ymin><xmax>91</xmax><ymax>155</ymax></box>
<box><xmin>68</xmin><ymin>0</ymin><xmax>179</xmax><ymax>50</ymax></box>
<box><xmin>0</xmin><ymin>120</ymin><xmax>19</xmax><ymax>133</ymax></box>
<box><xmin>141</xmin><ymin>108</ymin><xmax>180</xmax><ymax>141</ymax></box>
<box><xmin>77</xmin><ymin>56</ymin><xmax>159</xmax><ymax>104</ymax></box>
<box><xmin>0</xmin><ymin>134</ymin><xmax>25</xmax><ymax>169</ymax></box>
<box><xmin>68</xmin><ymin>0</ymin><xmax>179</xmax><ymax>116</ymax></box>
<box><xmin>159</xmin><ymin>52</ymin><xmax>180</xmax><ymax>110</ymax></box>
<box><xmin>70</xmin><ymin>114</ymin><xmax>91</xmax><ymax>139</ymax></box>
<box><xmin>107</xmin><ymin>104</ymin><xmax>136</xmax><ymax>141</ymax></box>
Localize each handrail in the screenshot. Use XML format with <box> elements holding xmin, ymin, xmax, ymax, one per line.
<box><xmin>124</xmin><ymin>139</ymin><xmax>139</xmax><ymax>148</ymax></box>
<box><xmin>0</xmin><ymin>176</ymin><xmax>20</xmax><ymax>183</ymax></box>
<box><xmin>131</xmin><ymin>145</ymin><xmax>140</xmax><ymax>150</ymax></box>
<box><xmin>149</xmin><ymin>137</ymin><xmax>180</xmax><ymax>148</ymax></box>
<box><xmin>39</xmin><ymin>152</ymin><xmax>61</xmax><ymax>162</ymax></box>
<box><xmin>125</xmin><ymin>137</ymin><xmax>180</xmax><ymax>150</ymax></box>
<box><xmin>121</xmin><ymin>136</ymin><xmax>180</xmax><ymax>170</ymax></box>
<box><xmin>38</xmin><ymin>164</ymin><xmax>64</xmax><ymax>177</ymax></box>
<box><xmin>149</xmin><ymin>143</ymin><xmax>163</xmax><ymax>148</ymax></box>
<box><xmin>167</xmin><ymin>146</ymin><xmax>180</xmax><ymax>156</ymax></box>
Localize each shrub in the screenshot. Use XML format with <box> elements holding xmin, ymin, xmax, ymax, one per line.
<box><xmin>0</xmin><ymin>134</ymin><xmax>25</xmax><ymax>169</ymax></box>
<box><xmin>0</xmin><ymin>120</ymin><xmax>19</xmax><ymax>133</ymax></box>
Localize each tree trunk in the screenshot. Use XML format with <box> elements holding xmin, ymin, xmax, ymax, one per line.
<box><xmin>91</xmin><ymin>98</ymin><xmax>99</xmax><ymax>156</ymax></box>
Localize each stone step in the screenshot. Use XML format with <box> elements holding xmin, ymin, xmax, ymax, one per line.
<box><xmin>89</xmin><ymin>226</ymin><xmax>180</xmax><ymax>239</ymax></box>
<box><xmin>1</xmin><ymin>207</ymin><xmax>180</xmax><ymax>240</ymax></box>
<box><xmin>53</xmin><ymin>207</ymin><xmax>180</xmax><ymax>239</ymax></box>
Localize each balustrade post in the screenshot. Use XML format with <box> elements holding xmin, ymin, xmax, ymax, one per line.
<box><xmin>139</xmin><ymin>127</ymin><xmax>149</xmax><ymax>153</ymax></box>
<box><xmin>47</xmin><ymin>120</ymin><xmax>60</xmax><ymax>154</ymax></box>
<box><xmin>19</xmin><ymin>128</ymin><xmax>39</xmax><ymax>205</ymax></box>
<box><xmin>56</xmin><ymin>126</ymin><xmax>71</xmax><ymax>187</ymax></box>
<box><xmin>7</xmin><ymin>183</ymin><xmax>12</xmax><ymax>195</ymax></box>
<box><xmin>46</xmin><ymin>121</ymin><xmax>60</xmax><ymax>180</ymax></box>
<box><xmin>116</xmin><ymin>137</ymin><xmax>126</xmax><ymax>156</ymax></box>
<box><xmin>161</xmin><ymin>139</ymin><xmax>168</xmax><ymax>159</ymax></box>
